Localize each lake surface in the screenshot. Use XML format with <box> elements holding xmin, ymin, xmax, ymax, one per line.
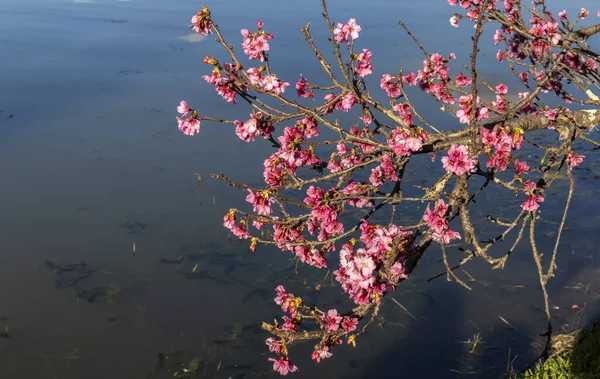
<box><xmin>1</xmin><ymin>0</ymin><xmax>599</xmax><ymax>378</ymax></box>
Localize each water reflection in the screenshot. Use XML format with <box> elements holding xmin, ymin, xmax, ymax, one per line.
<box><xmin>0</xmin><ymin>0</ymin><xmax>599</xmax><ymax>378</ymax></box>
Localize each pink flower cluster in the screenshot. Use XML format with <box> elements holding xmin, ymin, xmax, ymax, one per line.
<box><xmin>380</xmin><ymin>74</ymin><xmax>401</xmax><ymax>97</ymax></box>
<box><xmin>334</xmin><ymin>223</ymin><xmax>413</xmax><ymax>304</ymax></box>
<box><xmin>456</xmin><ymin>94</ymin><xmax>489</xmax><ymax>124</ymax></box>
<box><xmin>234</xmin><ymin>112</ymin><xmax>274</xmax><ymax>142</ymax></box>
<box><xmin>304</xmin><ymin>186</ymin><xmax>344</xmax><ymax>242</ymax></box>
<box><xmin>369</xmin><ymin>154</ymin><xmax>399</xmax><ymax>187</ymax></box>
<box><xmin>175</xmin><ymin>101</ymin><xmax>201</xmax><ymax>136</ymax></box>
<box><xmin>246</xmin><ymin>67</ymin><xmax>290</xmax><ymax>94</ymax></box>
<box><xmin>447</xmin><ymin>0</ymin><xmax>497</xmax><ymax>21</ymax></box>
<box><xmin>340</xmin><ymin>180</ymin><xmax>375</xmax><ymax>208</ymax></box>
<box><xmin>189</xmin><ymin>6</ymin><xmax>212</xmax><ymax>35</ymax></box>
<box><xmin>246</xmin><ymin>190</ymin><xmax>274</xmax><ymax>215</ymax></box>
<box><xmin>529</xmin><ymin>20</ymin><xmax>561</xmax><ymax>45</ymax></box>
<box><xmin>223</xmin><ymin>209</ymin><xmax>250</xmax><ymax>239</ymax></box>
<box><xmin>455</xmin><ymin>73</ymin><xmax>472</xmax><ymax>87</ymax></box>
<box><xmin>414</xmin><ymin>53</ymin><xmax>457</xmax><ymax>104</ymax></box>
<box><xmin>441</xmin><ymin>144</ymin><xmax>477</xmax><ymax>176</ymax></box>
<box><xmin>481</xmin><ymin>125</ymin><xmax>522</xmax><ymax>172</ymax></box>
<box><xmin>387</xmin><ymin>127</ymin><xmax>428</xmax><ymax>157</ymax></box>
<box><xmin>261</xmin><ymin>117</ymin><xmax>321</xmax><ymax>187</ymax></box>
<box><xmin>295</xmin><ymin>75</ymin><xmax>315</xmax><ymax>99</ymax></box>
<box><xmin>323</xmin><ymin>92</ymin><xmax>357</xmax><ymax>114</ymax></box>
<box><xmin>393</xmin><ymin>103</ymin><xmax>413</xmax><ymax>126</ymax></box>
<box><xmin>309</xmin><ymin>310</ymin><xmax>358</xmax><ymax>363</ymax></box>
<box><xmin>203</xmin><ymin>61</ymin><xmax>239</xmax><ymax>104</ymax></box>
<box><xmin>333</xmin><ymin>18</ymin><xmax>361</xmax><ymax>45</ymax></box>
<box><xmin>241</xmin><ymin>22</ymin><xmax>273</xmax><ymax>61</ymax></box>
<box><xmin>562</xmin><ymin>52</ymin><xmax>597</xmax><ymax>75</ymax></box>
<box><xmin>514</xmin><ymin>159</ymin><xmax>530</xmax><ymax>177</ymax></box>
<box><xmin>520</xmin><ymin>180</ymin><xmax>544</xmax><ymax>211</ymax></box>
<box><xmin>261</xmin><ymin>74</ymin><xmax>290</xmax><ymax>95</ymax></box>
<box><xmin>273</xmin><ymin>220</ymin><xmax>328</xmax><ymax>268</ymax></box>
<box><xmin>566</xmin><ymin>151</ymin><xmax>584</xmax><ymax>170</ymax></box>
<box><xmin>423</xmin><ymin>199</ymin><xmax>461</xmax><ymax>244</ymax></box>
<box><xmin>355</xmin><ymin>49</ymin><xmax>373</xmax><ymax>77</ymax></box>
<box><xmin>327</xmin><ymin>143</ymin><xmax>364</xmax><ymax>173</ymax></box>
<box><xmin>269</xmin><ymin>356</ymin><xmax>298</xmax><ymax>376</ymax></box>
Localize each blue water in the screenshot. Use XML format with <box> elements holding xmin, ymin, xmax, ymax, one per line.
<box><xmin>0</xmin><ymin>0</ymin><xmax>599</xmax><ymax>378</ymax></box>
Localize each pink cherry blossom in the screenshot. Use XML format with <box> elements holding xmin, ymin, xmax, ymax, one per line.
<box><xmin>355</xmin><ymin>49</ymin><xmax>373</xmax><ymax>77</ymax></box>
<box><xmin>344</xmin><ymin>18</ymin><xmax>361</xmax><ymax>39</ymax></box>
<box><xmin>311</xmin><ymin>346</ymin><xmax>333</xmax><ymax>363</ymax></box>
<box><xmin>402</xmin><ymin>72</ymin><xmax>417</xmax><ymax>86</ymax></box>
<box><xmin>424</xmin><ymin>199</ymin><xmax>461</xmax><ymax>244</ymax></box>
<box><xmin>579</xmin><ymin>8</ymin><xmax>589</xmax><ymax>19</ymax></box>
<box><xmin>496</xmin><ymin>83</ymin><xmax>508</xmax><ymax>95</ymax></box>
<box><xmin>381</xmin><ymin>74</ymin><xmax>401</xmax><ymax>97</ymax></box>
<box><xmin>441</xmin><ymin>144</ymin><xmax>477</xmax><ymax>176</ymax></box>
<box><xmin>189</xmin><ymin>7</ymin><xmax>212</xmax><ymax>35</ymax></box>
<box><xmin>333</xmin><ymin>18</ymin><xmax>361</xmax><ymax>44</ymax></box>
<box><xmin>520</xmin><ymin>180</ymin><xmax>544</xmax><ymax>211</ymax></box>
<box><xmin>341</xmin><ymin>316</ymin><xmax>359</xmax><ymax>332</ymax></box>
<box><xmin>281</xmin><ymin>316</ymin><xmax>298</xmax><ymax>332</ymax></box>
<box><xmin>266</xmin><ymin>338</ymin><xmax>282</xmax><ymax>355</ymax></box>
<box><xmin>559</xmin><ymin>10</ymin><xmax>567</xmax><ymax>20</ymax></box>
<box><xmin>235</xmin><ymin>118</ymin><xmax>258</xmax><ymax>142</ymax></box>
<box><xmin>340</xmin><ymin>92</ymin><xmax>356</xmax><ymax>111</ymax></box>
<box><xmin>450</xmin><ymin>15</ymin><xmax>459</xmax><ymax>27</ymax></box>
<box><xmin>455</xmin><ymin>74</ymin><xmax>472</xmax><ymax>87</ymax></box>
<box><xmin>246</xmin><ymin>67</ymin><xmax>262</xmax><ymax>85</ymax></box>
<box><xmin>246</xmin><ymin>190</ymin><xmax>274</xmax><ymax>215</ymax></box>
<box><xmin>321</xmin><ymin>309</ymin><xmax>342</xmax><ymax>331</ymax></box>
<box><xmin>433</xmin><ymin>228</ymin><xmax>462</xmax><ymax>244</ymax></box>
<box><xmin>176</xmin><ymin>117</ymin><xmax>200</xmax><ymax>136</ymax></box>
<box><xmin>393</xmin><ymin>103</ymin><xmax>414</xmax><ymax>126</ymax></box>
<box><xmin>260</xmin><ymin>74</ymin><xmax>290</xmax><ymax>95</ymax></box>
<box><xmin>387</xmin><ymin>127</ymin><xmax>428</xmax><ymax>157</ymax></box>
<box><xmin>296</xmin><ymin>75</ymin><xmax>314</xmax><ymax>99</ymax></box>
<box><xmin>177</xmin><ymin>100</ymin><xmax>191</xmax><ymax>116</ymax></box>
<box><xmin>268</xmin><ymin>356</ymin><xmax>298</xmax><ymax>376</ymax></box>
<box><xmin>566</xmin><ymin>151</ymin><xmax>584</xmax><ymax>169</ymax></box>
<box><xmin>514</xmin><ymin>159</ymin><xmax>530</xmax><ymax>176</ymax></box>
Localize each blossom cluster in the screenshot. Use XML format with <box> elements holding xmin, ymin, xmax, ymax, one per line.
<box><xmin>387</xmin><ymin>127</ymin><xmax>428</xmax><ymax>157</ymax></box>
<box><xmin>456</xmin><ymin>94</ymin><xmax>489</xmax><ymax>125</ymax></box>
<box><xmin>442</xmin><ymin>144</ymin><xmax>477</xmax><ymax>176</ymax></box>
<box><xmin>295</xmin><ymin>75</ymin><xmax>315</xmax><ymax>99</ymax></box>
<box><xmin>333</xmin><ymin>18</ymin><xmax>361</xmax><ymax>45</ymax></box>
<box><xmin>262</xmin><ymin>116</ymin><xmax>321</xmax><ymax>187</ymax></box>
<box><xmin>241</xmin><ymin>21</ymin><xmax>273</xmax><ymax>61</ymax></box>
<box><xmin>415</xmin><ymin>53</ymin><xmax>457</xmax><ymax>104</ymax></box>
<box><xmin>520</xmin><ymin>180</ymin><xmax>544</xmax><ymax>211</ymax></box>
<box><xmin>234</xmin><ymin>112</ymin><xmax>274</xmax><ymax>142</ymax></box>
<box><xmin>354</xmin><ymin>49</ymin><xmax>373</xmax><ymax>77</ymax></box>
<box><xmin>323</xmin><ymin>92</ymin><xmax>357</xmax><ymax>114</ymax></box>
<box><xmin>175</xmin><ymin>101</ymin><xmax>201</xmax><ymax>136</ymax></box>
<box><xmin>189</xmin><ymin>6</ymin><xmax>212</xmax><ymax>35</ymax></box>
<box><xmin>566</xmin><ymin>151</ymin><xmax>585</xmax><ymax>170</ymax></box>
<box><xmin>423</xmin><ymin>199</ymin><xmax>461</xmax><ymax>244</ymax></box>
<box><xmin>480</xmin><ymin>125</ymin><xmax>522</xmax><ymax>172</ymax></box>
<box><xmin>202</xmin><ymin>59</ymin><xmax>240</xmax><ymax>104</ymax></box>
<box><xmin>334</xmin><ymin>222</ymin><xmax>414</xmax><ymax>304</ymax></box>
<box><xmin>246</xmin><ymin>67</ymin><xmax>290</xmax><ymax>95</ymax></box>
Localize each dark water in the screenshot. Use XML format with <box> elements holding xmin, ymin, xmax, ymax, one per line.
<box><xmin>1</xmin><ymin>0</ymin><xmax>599</xmax><ymax>378</ymax></box>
